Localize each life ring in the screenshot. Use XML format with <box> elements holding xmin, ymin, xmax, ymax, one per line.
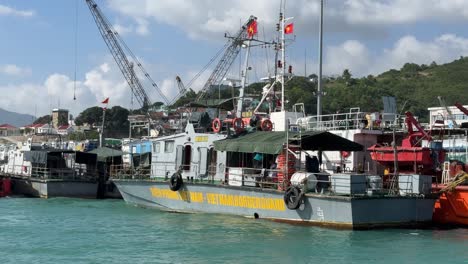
<box><xmin>169</xmin><ymin>172</ymin><xmax>183</xmax><ymax>191</ymax></box>
<box><xmin>212</xmin><ymin>118</ymin><xmax>222</xmax><ymax>133</ymax></box>
<box><xmin>340</xmin><ymin>151</ymin><xmax>350</xmax><ymax>159</ymax></box>
<box><xmin>260</xmin><ymin>119</ymin><xmax>273</xmax><ymax>131</ymax></box>
<box><xmin>232</xmin><ymin>118</ymin><xmax>245</xmax><ymax>133</ymax></box>
<box><xmin>283</xmin><ymin>186</ymin><xmax>304</xmax><ymax>210</ymax></box>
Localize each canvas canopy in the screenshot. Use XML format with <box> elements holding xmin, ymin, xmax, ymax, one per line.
<box><xmin>23</xmin><ymin>150</ymin><xmax>75</xmax><ymax>164</ymax></box>
<box><xmin>88</xmin><ymin>147</ymin><xmax>125</xmax><ymax>162</ymax></box>
<box><xmin>213</xmin><ymin>131</ymin><xmax>363</xmax><ymax>155</ymax></box>
<box><xmin>188</xmin><ymin>98</ymin><xmax>235</xmax><ymax>110</ymax></box>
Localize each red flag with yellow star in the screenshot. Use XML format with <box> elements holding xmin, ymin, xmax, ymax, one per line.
<box><xmin>247</xmin><ymin>20</ymin><xmax>257</xmax><ymax>38</ymax></box>
<box><xmin>284</xmin><ymin>23</ymin><xmax>294</xmax><ymax>34</ymax></box>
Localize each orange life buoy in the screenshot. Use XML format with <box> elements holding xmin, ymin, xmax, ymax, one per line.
<box><xmin>232</xmin><ymin>118</ymin><xmax>245</xmax><ymax>133</ymax></box>
<box><xmin>260</xmin><ymin>119</ymin><xmax>273</xmax><ymax>131</ymax></box>
<box><xmin>212</xmin><ymin>118</ymin><xmax>222</xmax><ymax>133</ymax></box>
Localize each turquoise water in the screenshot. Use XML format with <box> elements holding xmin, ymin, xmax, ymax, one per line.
<box><xmin>1</xmin><ymin>198</ymin><xmax>467</xmax><ymax>264</ymax></box>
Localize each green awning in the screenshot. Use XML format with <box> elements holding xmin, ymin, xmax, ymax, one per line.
<box><xmin>189</xmin><ymin>98</ymin><xmax>235</xmax><ymax>110</ymax></box>
<box><xmin>213</xmin><ymin>131</ymin><xmax>363</xmax><ymax>154</ymax></box>
<box><xmin>88</xmin><ymin>147</ymin><xmax>125</xmax><ymax>162</ymax></box>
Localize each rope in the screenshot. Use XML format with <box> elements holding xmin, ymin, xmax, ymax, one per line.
<box><xmin>440</xmin><ymin>171</ymin><xmax>468</xmax><ymax>193</ymax></box>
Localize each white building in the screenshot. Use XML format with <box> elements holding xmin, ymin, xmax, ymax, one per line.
<box><xmin>428</xmin><ymin>104</ymin><xmax>468</xmax><ymax>128</ymax></box>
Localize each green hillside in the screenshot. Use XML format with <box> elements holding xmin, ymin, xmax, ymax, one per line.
<box><xmin>279</xmin><ymin>57</ymin><xmax>468</xmax><ymax>122</ymax></box>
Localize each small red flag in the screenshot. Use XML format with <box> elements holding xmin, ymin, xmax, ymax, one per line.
<box><xmin>247</xmin><ymin>20</ymin><xmax>257</xmax><ymax>38</ymax></box>
<box><xmin>284</xmin><ymin>23</ymin><xmax>294</xmax><ymax>34</ymax></box>
<box><xmin>101</xmin><ymin>97</ymin><xmax>109</xmax><ymax>104</ymax></box>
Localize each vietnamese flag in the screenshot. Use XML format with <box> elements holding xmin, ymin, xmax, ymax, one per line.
<box><xmin>284</xmin><ymin>23</ymin><xmax>294</xmax><ymax>34</ymax></box>
<box><xmin>247</xmin><ymin>20</ymin><xmax>257</xmax><ymax>38</ymax></box>
<box><xmin>102</xmin><ymin>97</ymin><xmax>109</xmax><ymax>104</ymax></box>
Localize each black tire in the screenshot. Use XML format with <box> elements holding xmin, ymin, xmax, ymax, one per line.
<box><xmin>169</xmin><ymin>173</ymin><xmax>183</xmax><ymax>191</ymax></box>
<box><xmin>283</xmin><ymin>186</ymin><xmax>304</xmax><ymax>210</ymax></box>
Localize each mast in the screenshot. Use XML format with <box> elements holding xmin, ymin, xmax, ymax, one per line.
<box><xmin>317</xmin><ymin>0</ymin><xmax>324</xmax><ymax>123</ymax></box>
<box><xmin>237</xmin><ymin>40</ymin><xmax>252</xmax><ymax>118</ymax></box>
<box><xmin>280</xmin><ymin>6</ymin><xmax>286</xmax><ymax>111</ymax></box>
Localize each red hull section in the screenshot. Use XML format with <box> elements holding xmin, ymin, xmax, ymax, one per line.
<box><xmin>0</xmin><ymin>178</ymin><xmax>11</xmax><ymax>197</ymax></box>
<box><xmin>433</xmin><ymin>184</ymin><xmax>468</xmax><ymax>226</ymax></box>
<box><xmin>368</xmin><ymin>146</ymin><xmax>435</xmax><ymax>167</ymax></box>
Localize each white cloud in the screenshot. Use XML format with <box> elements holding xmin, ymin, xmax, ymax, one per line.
<box><xmin>344</xmin><ymin>0</ymin><xmax>468</xmax><ymax>25</ymax></box>
<box><xmin>113</xmin><ymin>23</ymin><xmax>133</xmax><ymax>36</ymax></box>
<box><xmin>318</xmin><ymin>34</ymin><xmax>468</xmax><ymax>77</ymax></box>
<box><xmin>0</xmin><ymin>59</ymin><xmax>209</xmax><ymax>116</ymax></box>
<box><xmin>0</xmin><ymin>64</ymin><xmax>32</xmax><ymax>76</ymax></box>
<box><xmin>0</xmin><ymin>4</ymin><xmax>35</xmax><ymax>17</ymax></box>
<box><xmin>105</xmin><ymin>0</ymin><xmax>468</xmax><ymax>40</ymax></box>
<box><xmin>324</xmin><ymin>40</ymin><xmax>370</xmax><ymax>76</ymax></box>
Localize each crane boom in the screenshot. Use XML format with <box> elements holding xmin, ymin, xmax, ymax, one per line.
<box><xmin>175</xmin><ymin>76</ymin><xmax>186</xmax><ymax>96</ymax></box>
<box><xmin>196</xmin><ymin>16</ymin><xmax>257</xmax><ymax>101</ymax></box>
<box><xmin>437</xmin><ymin>96</ymin><xmax>458</xmax><ymax>128</ymax></box>
<box><xmin>85</xmin><ymin>0</ymin><xmax>169</xmax><ymax>107</ymax></box>
<box><xmin>455</xmin><ymin>102</ymin><xmax>468</xmax><ymax>116</ymax></box>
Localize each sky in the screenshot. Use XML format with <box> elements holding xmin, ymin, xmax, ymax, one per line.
<box><xmin>2</xmin><ymin>0</ymin><xmax>468</xmax><ymax>118</ymax></box>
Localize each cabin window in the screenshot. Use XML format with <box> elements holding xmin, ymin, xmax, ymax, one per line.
<box><xmin>165</xmin><ymin>141</ymin><xmax>174</xmax><ymax>153</ymax></box>
<box><xmin>153</xmin><ymin>142</ymin><xmax>160</xmax><ymax>153</ymax></box>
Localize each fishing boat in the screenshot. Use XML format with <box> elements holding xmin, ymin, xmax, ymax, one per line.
<box><xmin>368</xmin><ymin>106</ymin><xmax>468</xmax><ymax>227</ymax></box>
<box><xmin>0</xmin><ymin>138</ymin><xmax>99</xmax><ymax>198</ymax></box>
<box><xmin>111</xmin><ymin>8</ymin><xmax>437</xmax><ymax>229</ymax></box>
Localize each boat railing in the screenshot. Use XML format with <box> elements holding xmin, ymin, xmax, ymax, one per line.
<box><xmin>297</xmin><ymin>111</ymin><xmax>396</xmax><ymax>131</ymax></box>
<box><xmin>225</xmin><ymin>166</ymin><xmax>429</xmax><ymax>196</ymax></box>
<box><xmin>110</xmin><ymin>162</ymin><xmax>219</xmax><ymax>183</ymax></box>
<box><xmin>109</xmin><ymin>164</ymin><xmax>152</xmax><ymax>180</ymax></box>
<box><xmin>0</xmin><ymin>164</ymin><xmax>98</xmax><ymax>181</ymax></box>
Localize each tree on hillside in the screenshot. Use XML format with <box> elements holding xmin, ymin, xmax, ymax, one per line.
<box><xmin>104</xmin><ymin>106</ymin><xmax>130</xmax><ymax>137</ymax></box>
<box><xmin>58</xmin><ymin>114</ymin><xmax>68</xmax><ymax>126</ymax></box>
<box><xmin>74</xmin><ymin>107</ymin><xmax>103</xmax><ymax>127</ymax></box>
<box><xmin>342</xmin><ymin>69</ymin><xmax>352</xmax><ymax>81</ymax></box>
<box><xmin>33</xmin><ymin>115</ymin><xmax>51</xmax><ymax>125</ymax></box>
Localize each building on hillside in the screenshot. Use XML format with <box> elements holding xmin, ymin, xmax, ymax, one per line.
<box><xmin>0</xmin><ymin>124</ymin><xmax>19</xmax><ymax>136</ymax></box>
<box><xmin>428</xmin><ymin>104</ymin><xmax>468</xmax><ymax>128</ymax></box>
<box><xmin>23</xmin><ymin>123</ymin><xmax>54</xmax><ymax>135</ymax></box>
<box><xmin>52</xmin><ymin>108</ymin><xmax>69</xmax><ymax>129</ymax></box>
<box><xmin>56</xmin><ymin>125</ymin><xmax>74</xmax><ymax>135</ymax></box>
<box><xmin>121</xmin><ymin>139</ymin><xmax>152</xmax><ymax>166</ymax></box>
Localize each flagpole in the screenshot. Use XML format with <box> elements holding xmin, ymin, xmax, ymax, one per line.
<box><xmin>100</xmin><ymin>108</ymin><xmax>106</xmax><ymax>148</ymax></box>
<box><xmin>100</xmin><ymin>98</ymin><xmax>109</xmax><ymax>148</ymax></box>
<box><xmin>280</xmin><ymin>6</ymin><xmax>285</xmax><ymax>112</ymax></box>
<box><xmin>317</xmin><ymin>0</ymin><xmax>323</xmax><ymax>125</ymax></box>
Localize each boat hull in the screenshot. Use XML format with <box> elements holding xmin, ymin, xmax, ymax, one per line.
<box><xmin>11</xmin><ymin>177</ymin><xmax>98</xmax><ymax>198</ymax></box>
<box><xmin>433</xmin><ymin>184</ymin><xmax>468</xmax><ymax>226</ymax></box>
<box><xmin>114</xmin><ymin>179</ymin><xmax>435</xmax><ymax>229</ymax></box>
<box><xmin>0</xmin><ymin>177</ymin><xmax>11</xmax><ymax>197</ymax></box>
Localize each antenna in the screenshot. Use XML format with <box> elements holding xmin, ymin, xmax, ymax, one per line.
<box><xmin>304</xmin><ymin>48</ymin><xmax>307</xmax><ymax>77</ymax></box>
<box><xmin>73</xmin><ymin>0</ymin><xmax>79</xmax><ymax>101</ymax></box>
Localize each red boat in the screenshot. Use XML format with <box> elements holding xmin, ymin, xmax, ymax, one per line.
<box><xmin>433</xmin><ymin>184</ymin><xmax>468</xmax><ymax>226</ymax></box>
<box><xmin>0</xmin><ymin>177</ymin><xmax>11</xmax><ymax>197</ymax></box>
<box><xmin>368</xmin><ymin>112</ymin><xmax>445</xmax><ymax>175</ymax></box>
<box><xmin>368</xmin><ymin>111</ymin><xmax>467</xmax><ymax>227</ymax></box>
